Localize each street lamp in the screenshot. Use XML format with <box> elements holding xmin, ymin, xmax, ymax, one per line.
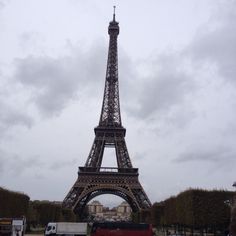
<box><xmin>231</xmin><ymin>182</ymin><xmax>236</xmax><ymax>236</ymax></box>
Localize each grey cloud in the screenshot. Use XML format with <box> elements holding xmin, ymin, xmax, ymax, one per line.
<box><xmin>13</xmin><ymin>155</ymin><xmax>44</xmax><ymax>174</ymax></box>
<box><xmin>0</xmin><ymin>102</ymin><xmax>33</xmax><ymax>127</ymax></box>
<box><xmin>11</xmin><ymin>0</ymin><xmax>236</xmax><ymax>127</ymax></box>
<box><xmin>0</xmin><ymin>0</ymin><xmax>7</xmax><ymax>9</ymax></box>
<box><xmin>0</xmin><ymin>100</ymin><xmax>33</xmax><ymax>137</ymax></box>
<box><xmin>123</xmin><ymin>53</ymin><xmax>195</xmax><ymax>120</ymax></box>
<box><xmin>14</xmin><ymin>42</ymin><xmax>106</xmax><ymax>116</ymax></box>
<box><xmin>19</xmin><ymin>31</ymin><xmax>45</xmax><ymax>52</ymax></box>
<box><xmin>0</xmin><ymin>150</ymin><xmax>6</xmax><ymax>172</ymax></box>
<box><xmin>0</xmin><ymin>147</ymin><xmax>76</xmax><ymax>176</ymax></box>
<box><xmin>0</xmin><ymin>64</ymin><xmax>33</xmax><ymax>140</ymax></box>
<box><xmin>174</xmin><ymin>147</ymin><xmax>236</xmax><ymax>163</ymax></box>
<box><xmin>0</xmin><ymin>149</ymin><xmax>43</xmax><ymax>175</ymax></box>
<box><xmin>132</xmin><ymin>152</ymin><xmax>147</xmax><ymax>161</ymax></box>
<box><xmin>139</xmin><ymin>65</ymin><xmax>191</xmax><ymax>117</ymax></box>
<box><xmin>121</xmin><ymin>1</ymin><xmax>236</xmax><ymax>124</ymax></box>
<box><xmin>186</xmin><ymin>1</ymin><xmax>236</xmax><ymax>84</ymax></box>
<box><xmin>0</xmin><ymin>0</ymin><xmax>11</xmax><ymax>10</ymax></box>
<box><xmin>49</xmin><ymin>158</ymin><xmax>77</xmax><ymax>170</ymax></box>
<box><xmin>14</xmin><ymin>55</ymin><xmax>82</xmax><ymax>116</ymax></box>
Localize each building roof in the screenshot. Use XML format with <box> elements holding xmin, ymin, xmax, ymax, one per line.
<box><xmin>88</xmin><ymin>200</ymin><xmax>102</xmax><ymax>206</ymax></box>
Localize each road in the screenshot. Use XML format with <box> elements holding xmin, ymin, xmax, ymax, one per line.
<box><xmin>25</xmin><ymin>234</ymin><xmax>44</xmax><ymax>236</ymax></box>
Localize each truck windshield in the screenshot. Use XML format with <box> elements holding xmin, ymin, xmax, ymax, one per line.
<box><xmin>47</xmin><ymin>226</ymin><xmax>52</xmax><ymax>231</ymax></box>
<box><xmin>13</xmin><ymin>226</ymin><xmax>22</xmax><ymax>231</ymax></box>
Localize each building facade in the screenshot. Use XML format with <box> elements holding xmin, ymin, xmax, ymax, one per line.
<box><xmin>87</xmin><ymin>200</ymin><xmax>132</xmax><ymax>221</ymax></box>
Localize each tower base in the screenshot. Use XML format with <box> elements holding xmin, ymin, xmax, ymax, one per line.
<box><xmin>63</xmin><ymin>167</ymin><xmax>152</xmax><ymax>214</ymax></box>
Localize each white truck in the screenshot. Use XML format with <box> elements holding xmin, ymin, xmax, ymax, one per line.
<box><xmin>45</xmin><ymin>222</ymin><xmax>87</xmax><ymax>236</ymax></box>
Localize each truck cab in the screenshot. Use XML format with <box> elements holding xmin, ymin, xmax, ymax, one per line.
<box><xmin>12</xmin><ymin>219</ymin><xmax>25</xmax><ymax>236</ymax></box>
<box><xmin>45</xmin><ymin>223</ymin><xmax>57</xmax><ymax>236</ymax></box>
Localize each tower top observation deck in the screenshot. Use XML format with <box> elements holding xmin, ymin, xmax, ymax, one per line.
<box><xmin>108</xmin><ymin>6</ymin><xmax>119</xmax><ymax>35</ymax></box>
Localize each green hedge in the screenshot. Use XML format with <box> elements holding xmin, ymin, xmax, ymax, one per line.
<box><xmin>0</xmin><ymin>187</ymin><xmax>76</xmax><ymax>228</ymax></box>
<box><xmin>0</xmin><ymin>187</ymin><xmax>29</xmax><ymax>217</ymax></box>
<box><xmin>28</xmin><ymin>200</ymin><xmax>76</xmax><ymax>226</ymax></box>
<box><xmin>163</xmin><ymin>189</ymin><xmax>233</xmax><ymax>229</ymax></box>
<box><xmin>138</xmin><ymin>188</ymin><xmax>234</xmax><ymax>232</ymax></box>
<box><xmin>230</xmin><ymin>205</ymin><xmax>236</xmax><ymax>236</ymax></box>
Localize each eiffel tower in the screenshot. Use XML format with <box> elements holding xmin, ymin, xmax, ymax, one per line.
<box><xmin>63</xmin><ymin>8</ymin><xmax>152</xmax><ymax>215</ymax></box>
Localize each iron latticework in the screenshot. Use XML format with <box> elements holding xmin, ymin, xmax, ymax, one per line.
<box><xmin>63</xmin><ymin>9</ymin><xmax>152</xmax><ymax>215</ymax></box>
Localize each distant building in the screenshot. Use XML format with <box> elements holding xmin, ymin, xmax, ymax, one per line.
<box><xmin>117</xmin><ymin>201</ymin><xmax>132</xmax><ymax>216</ymax></box>
<box><xmin>87</xmin><ymin>200</ymin><xmax>131</xmax><ymax>221</ymax></box>
<box><xmin>53</xmin><ymin>201</ymin><xmax>62</xmax><ymax>205</ymax></box>
<box><xmin>88</xmin><ymin>200</ymin><xmax>103</xmax><ymax>215</ymax></box>
<box><xmin>103</xmin><ymin>207</ymin><xmax>117</xmax><ymax>219</ymax></box>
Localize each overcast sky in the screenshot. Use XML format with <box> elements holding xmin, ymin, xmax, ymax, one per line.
<box><xmin>0</xmin><ymin>0</ymin><xmax>236</xmax><ymax>207</ymax></box>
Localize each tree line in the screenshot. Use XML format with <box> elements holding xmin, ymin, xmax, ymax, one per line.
<box><xmin>1</xmin><ymin>186</ymin><xmax>235</xmax><ymax>234</ymax></box>
<box><xmin>0</xmin><ymin>187</ymin><xmax>29</xmax><ymax>218</ymax></box>
<box><xmin>230</xmin><ymin>200</ymin><xmax>236</xmax><ymax>236</ymax></box>
<box><xmin>0</xmin><ymin>187</ymin><xmax>76</xmax><ymax>230</ymax></box>
<box><xmin>134</xmin><ymin>189</ymin><xmax>235</xmax><ymax>235</ymax></box>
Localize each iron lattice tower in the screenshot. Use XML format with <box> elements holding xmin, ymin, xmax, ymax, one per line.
<box><xmin>63</xmin><ymin>9</ymin><xmax>152</xmax><ymax>215</ymax></box>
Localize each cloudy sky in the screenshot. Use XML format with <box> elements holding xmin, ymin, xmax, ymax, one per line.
<box><xmin>0</xmin><ymin>0</ymin><xmax>236</xmax><ymax>207</ymax></box>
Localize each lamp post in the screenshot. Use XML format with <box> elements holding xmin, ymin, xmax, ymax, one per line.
<box><xmin>230</xmin><ymin>182</ymin><xmax>236</xmax><ymax>236</ymax></box>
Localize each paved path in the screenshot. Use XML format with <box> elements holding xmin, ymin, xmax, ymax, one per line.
<box><xmin>25</xmin><ymin>234</ymin><xmax>44</xmax><ymax>236</ymax></box>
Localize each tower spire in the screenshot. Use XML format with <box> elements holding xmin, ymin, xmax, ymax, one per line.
<box><xmin>100</xmin><ymin>6</ymin><xmax>120</xmax><ymax>127</ymax></box>
<box><xmin>113</xmin><ymin>6</ymin><xmax>116</xmax><ymax>21</ymax></box>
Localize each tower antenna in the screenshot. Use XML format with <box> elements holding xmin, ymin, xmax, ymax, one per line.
<box><xmin>113</xmin><ymin>6</ymin><xmax>116</xmax><ymax>21</ymax></box>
